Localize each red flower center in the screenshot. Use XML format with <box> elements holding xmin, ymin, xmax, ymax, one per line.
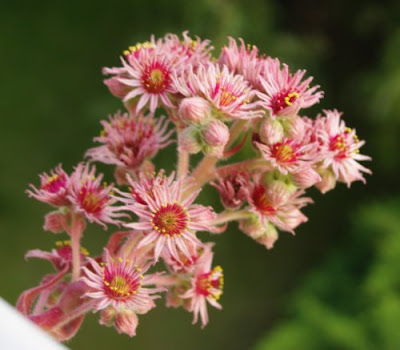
<box><xmin>251</xmin><ymin>185</ymin><xmax>276</xmax><ymax>215</ymax></box>
<box><xmin>271</xmin><ymin>91</ymin><xmax>299</xmax><ymax>114</ymax></box>
<box><xmin>271</xmin><ymin>141</ymin><xmax>298</xmax><ymax>164</ymax></box>
<box><xmin>142</xmin><ymin>62</ymin><xmax>171</xmax><ymax>93</ymax></box>
<box><xmin>41</xmin><ymin>173</ymin><xmax>67</xmax><ymax>193</ymax></box>
<box><xmin>151</xmin><ymin>203</ymin><xmax>188</xmax><ymax>236</ymax></box>
<box><xmin>78</xmin><ymin>185</ymin><xmax>108</xmax><ymax>214</ymax></box>
<box><xmin>196</xmin><ymin>266</ymin><xmax>224</xmax><ymax>300</ymax></box>
<box><xmin>103</xmin><ymin>262</ymin><xmax>142</xmax><ymax>300</ymax></box>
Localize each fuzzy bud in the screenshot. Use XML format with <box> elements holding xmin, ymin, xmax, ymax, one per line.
<box><xmin>100</xmin><ymin>307</ymin><xmax>116</xmax><ymax>327</ymax></box>
<box><xmin>259</xmin><ymin>119</ymin><xmax>284</xmax><ymax>145</ymax></box>
<box><xmin>202</xmin><ymin>120</ymin><xmax>230</xmax><ymax>157</ymax></box>
<box><xmin>315</xmin><ymin>168</ymin><xmax>337</xmax><ymax>194</ymax></box>
<box><xmin>115</xmin><ymin>309</ymin><xmax>139</xmax><ymax>337</ymax></box>
<box><xmin>178</xmin><ymin>126</ymin><xmax>203</xmax><ymax>154</ymax></box>
<box><xmin>43</xmin><ymin>211</ymin><xmax>67</xmax><ymax>234</ymax></box>
<box><xmin>179</xmin><ymin>97</ymin><xmax>211</xmax><ymax>124</ymax></box>
<box><xmin>291</xmin><ymin>168</ymin><xmax>322</xmax><ymax>189</ymax></box>
<box><xmin>104</xmin><ymin>77</ymin><xmax>131</xmax><ymax>99</ymax></box>
<box><xmin>202</xmin><ymin>120</ymin><xmax>230</xmax><ymax>147</ymax></box>
<box><xmin>239</xmin><ymin>215</ymin><xmax>279</xmax><ymax>250</ymax></box>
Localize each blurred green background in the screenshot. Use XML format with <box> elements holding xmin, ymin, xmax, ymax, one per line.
<box><xmin>1</xmin><ymin>0</ymin><xmax>399</xmax><ymax>349</ymax></box>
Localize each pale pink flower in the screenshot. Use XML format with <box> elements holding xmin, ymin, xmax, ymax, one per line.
<box><xmin>248</xmin><ymin>178</ymin><xmax>312</xmax><ymax>233</ymax></box>
<box><xmin>104</xmin><ymin>43</ymin><xmax>183</xmax><ymax>113</ymax></box>
<box><xmin>68</xmin><ymin>163</ymin><xmax>124</xmax><ymax>228</ymax></box>
<box><xmin>119</xmin><ymin>173</ymin><xmax>216</xmax><ymax>263</ymax></box>
<box><xmin>211</xmin><ymin>171</ymin><xmax>250</xmax><ymax>209</ymax></box>
<box><xmin>86</xmin><ymin>111</ymin><xmax>173</xmax><ymax>172</ymax></box>
<box><xmin>173</xmin><ymin>64</ymin><xmax>264</xmax><ymax>120</ymax></box>
<box><xmin>257</xmin><ymin>57</ymin><xmax>323</xmax><ymax>117</ymax></box>
<box><xmin>163</xmin><ymin>31</ymin><xmax>213</xmax><ymax>67</ymax></box>
<box><xmin>315</xmin><ymin>109</ymin><xmax>371</xmax><ymax>186</ymax></box>
<box><xmin>218</xmin><ymin>37</ymin><xmax>265</xmax><ymax>90</ymax></box>
<box><xmin>25</xmin><ymin>240</ymin><xmax>89</xmax><ymax>272</ymax></box>
<box><xmin>181</xmin><ymin>247</ymin><xmax>223</xmax><ymax>328</ymax></box>
<box><xmin>82</xmin><ymin>250</ymin><xmax>163</xmax><ymax>316</ymax></box>
<box><xmin>27</xmin><ymin>164</ymin><xmax>70</xmax><ymax>207</ymax></box>
<box><xmin>255</xmin><ymin>137</ymin><xmax>318</xmax><ymax>175</ymax></box>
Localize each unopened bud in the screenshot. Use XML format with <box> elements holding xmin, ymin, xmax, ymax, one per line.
<box><xmin>43</xmin><ymin>211</ymin><xmax>67</xmax><ymax>234</ymax></box>
<box><xmin>100</xmin><ymin>307</ymin><xmax>116</xmax><ymax>327</ymax></box>
<box><xmin>259</xmin><ymin>119</ymin><xmax>284</xmax><ymax>144</ymax></box>
<box><xmin>104</xmin><ymin>77</ymin><xmax>131</xmax><ymax>99</ymax></box>
<box><xmin>179</xmin><ymin>97</ymin><xmax>211</xmax><ymax>124</ymax></box>
<box><xmin>202</xmin><ymin>120</ymin><xmax>230</xmax><ymax>147</ymax></box>
<box><xmin>115</xmin><ymin>309</ymin><xmax>139</xmax><ymax>337</ymax></box>
<box><xmin>178</xmin><ymin>126</ymin><xmax>203</xmax><ymax>154</ymax></box>
<box><xmin>315</xmin><ymin>168</ymin><xmax>336</xmax><ymax>194</ymax></box>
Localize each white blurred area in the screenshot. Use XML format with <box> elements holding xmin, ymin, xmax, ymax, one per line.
<box><xmin>0</xmin><ymin>298</ymin><xmax>68</xmax><ymax>350</ymax></box>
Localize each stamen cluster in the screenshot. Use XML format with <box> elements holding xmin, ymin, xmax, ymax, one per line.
<box><xmin>17</xmin><ymin>32</ymin><xmax>371</xmax><ymax>342</ymax></box>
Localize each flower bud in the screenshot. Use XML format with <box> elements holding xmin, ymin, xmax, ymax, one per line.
<box><xmin>259</xmin><ymin>119</ymin><xmax>284</xmax><ymax>144</ymax></box>
<box><xmin>100</xmin><ymin>307</ymin><xmax>116</xmax><ymax>327</ymax></box>
<box><xmin>291</xmin><ymin>168</ymin><xmax>321</xmax><ymax>189</ymax></box>
<box><xmin>179</xmin><ymin>97</ymin><xmax>211</xmax><ymax>124</ymax></box>
<box><xmin>239</xmin><ymin>216</ymin><xmax>279</xmax><ymax>250</ymax></box>
<box><xmin>315</xmin><ymin>168</ymin><xmax>337</xmax><ymax>194</ymax></box>
<box><xmin>103</xmin><ymin>77</ymin><xmax>131</xmax><ymax>99</ymax></box>
<box><xmin>115</xmin><ymin>309</ymin><xmax>139</xmax><ymax>337</ymax></box>
<box><xmin>178</xmin><ymin>126</ymin><xmax>203</xmax><ymax>154</ymax></box>
<box><xmin>202</xmin><ymin>120</ymin><xmax>230</xmax><ymax>147</ymax></box>
<box><xmin>43</xmin><ymin>211</ymin><xmax>67</xmax><ymax>234</ymax></box>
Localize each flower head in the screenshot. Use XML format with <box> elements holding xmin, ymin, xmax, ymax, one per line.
<box><xmin>69</xmin><ymin>163</ymin><xmax>124</xmax><ymax>228</ymax></box>
<box><xmin>27</xmin><ymin>164</ymin><xmax>70</xmax><ymax>207</ymax></box>
<box><xmin>211</xmin><ymin>171</ymin><xmax>250</xmax><ymax>209</ymax></box>
<box><xmin>257</xmin><ymin>58</ymin><xmax>323</xmax><ymax>117</ymax></box>
<box><xmin>248</xmin><ymin>178</ymin><xmax>312</xmax><ymax>233</ymax></box>
<box><xmin>218</xmin><ymin>37</ymin><xmax>265</xmax><ymax>90</ymax></box>
<box><xmin>104</xmin><ymin>38</ymin><xmax>186</xmax><ymax>113</ymax></box>
<box><xmin>181</xmin><ymin>247</ymin><xmax>223</xmax><ymax>328</ymax></box>
<box><xmin>173</xmin><ymin>64</ymin><xmax>264</xmax><ymax>120</ymax></box>
<box><xmin>315</xmin><ymin>109</ymin><xmax>371</xmax><ymax>186</ymax></box>
<box><xmin>119</xmin><ymin>173</ymin><xmax>216</xmax><ymax>263</ymax></box>
<box><xmin>82</xmin><ymin>250</ymin><xmax>162</xmax><ymax>314</ymax></box>
<box><xmin>86</xmin><ymin>111</ymin><xmax>173</xmax><ymax>173</ymax></box>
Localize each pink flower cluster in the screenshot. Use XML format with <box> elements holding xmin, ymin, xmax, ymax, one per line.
<box><xmin>17</xmin><ymin>32</ymin><xmax>371</xmax><ymax>341</ymax></box>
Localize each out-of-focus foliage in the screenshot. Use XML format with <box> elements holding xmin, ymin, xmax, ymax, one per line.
<box><xmin>254</xmin><ymin>198</ymin><xmax>400</xmax><ymax>350</ymax></box>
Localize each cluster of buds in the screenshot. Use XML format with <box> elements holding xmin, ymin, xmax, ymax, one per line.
<box><xmin>17</xmin><ymin>32</ymin><xmax>371</xmax><ymax>341</ymax></box>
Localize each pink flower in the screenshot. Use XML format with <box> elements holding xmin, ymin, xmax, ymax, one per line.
<box><xmin>173</xmin><ymin>64</ymin><xmax>264</xmax><ymax>120</ymax></box>
<box><xmin>181</xmin><ymin>247</ymin><xmax>223</xmax><ymax>328</ymax></box>
<box><xmin>86</xmin><ymin>111</ymin><xmax>173</xmax><ymax>172</ymax></box>
<box><xmin>211</xmin><ymin>171</ymin><xmax>250</xmax><ymax>209</ymax></box>
<box><xmin>248</xmin><ymin>178</ymin><xmax>312</xmax><ymax>233</ymax></box>
<box><xmin>315</xmin><ymin>109</ymin><xmax>372</xmax><ymax>186</ymax></box>
<box><xmin>104</xmin><ymin>41</ymin><xmax>183</xmax><ymax>113</ymax></box>
<box><xmin>257</xmin><ymin>58</ymin><xmax>323</xmax><ymax>117</ymax></box>
<box><xmin>27</xmin><ymin>164</ymin><xmax>70</xmax><ymax>207</ymax></box>
<box><xmin>255</xmin><ymin>137</ymin><xmax>318</xmax><ymax>175</ymax></box>
<box><xmin>26</xmin><ymin>240</ymin><xmax>89</xmax><ymax>272</ymax></box>
<box><xmin>82</xmin><ymin>250</ymin><xmax>163</xmax><ymax>317</ymax></box>
<box><xmin>119</xmin><ymin>173</ymin><xmax>216</xmax><ymax>262</ymax></box>
<box><xmin>218</xmin><ymin>37</ymin><xmax>264</xmax><ymax>90</ymax></box>
<box><xmin>68</xmin><ymin>163</ymin><xmax>124</xmax><ymax>228</ymax></box>
<box><xmin>163</xmin><ymin>31</ymin><xmax>213</xmax><ymax>67</ymax></box>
